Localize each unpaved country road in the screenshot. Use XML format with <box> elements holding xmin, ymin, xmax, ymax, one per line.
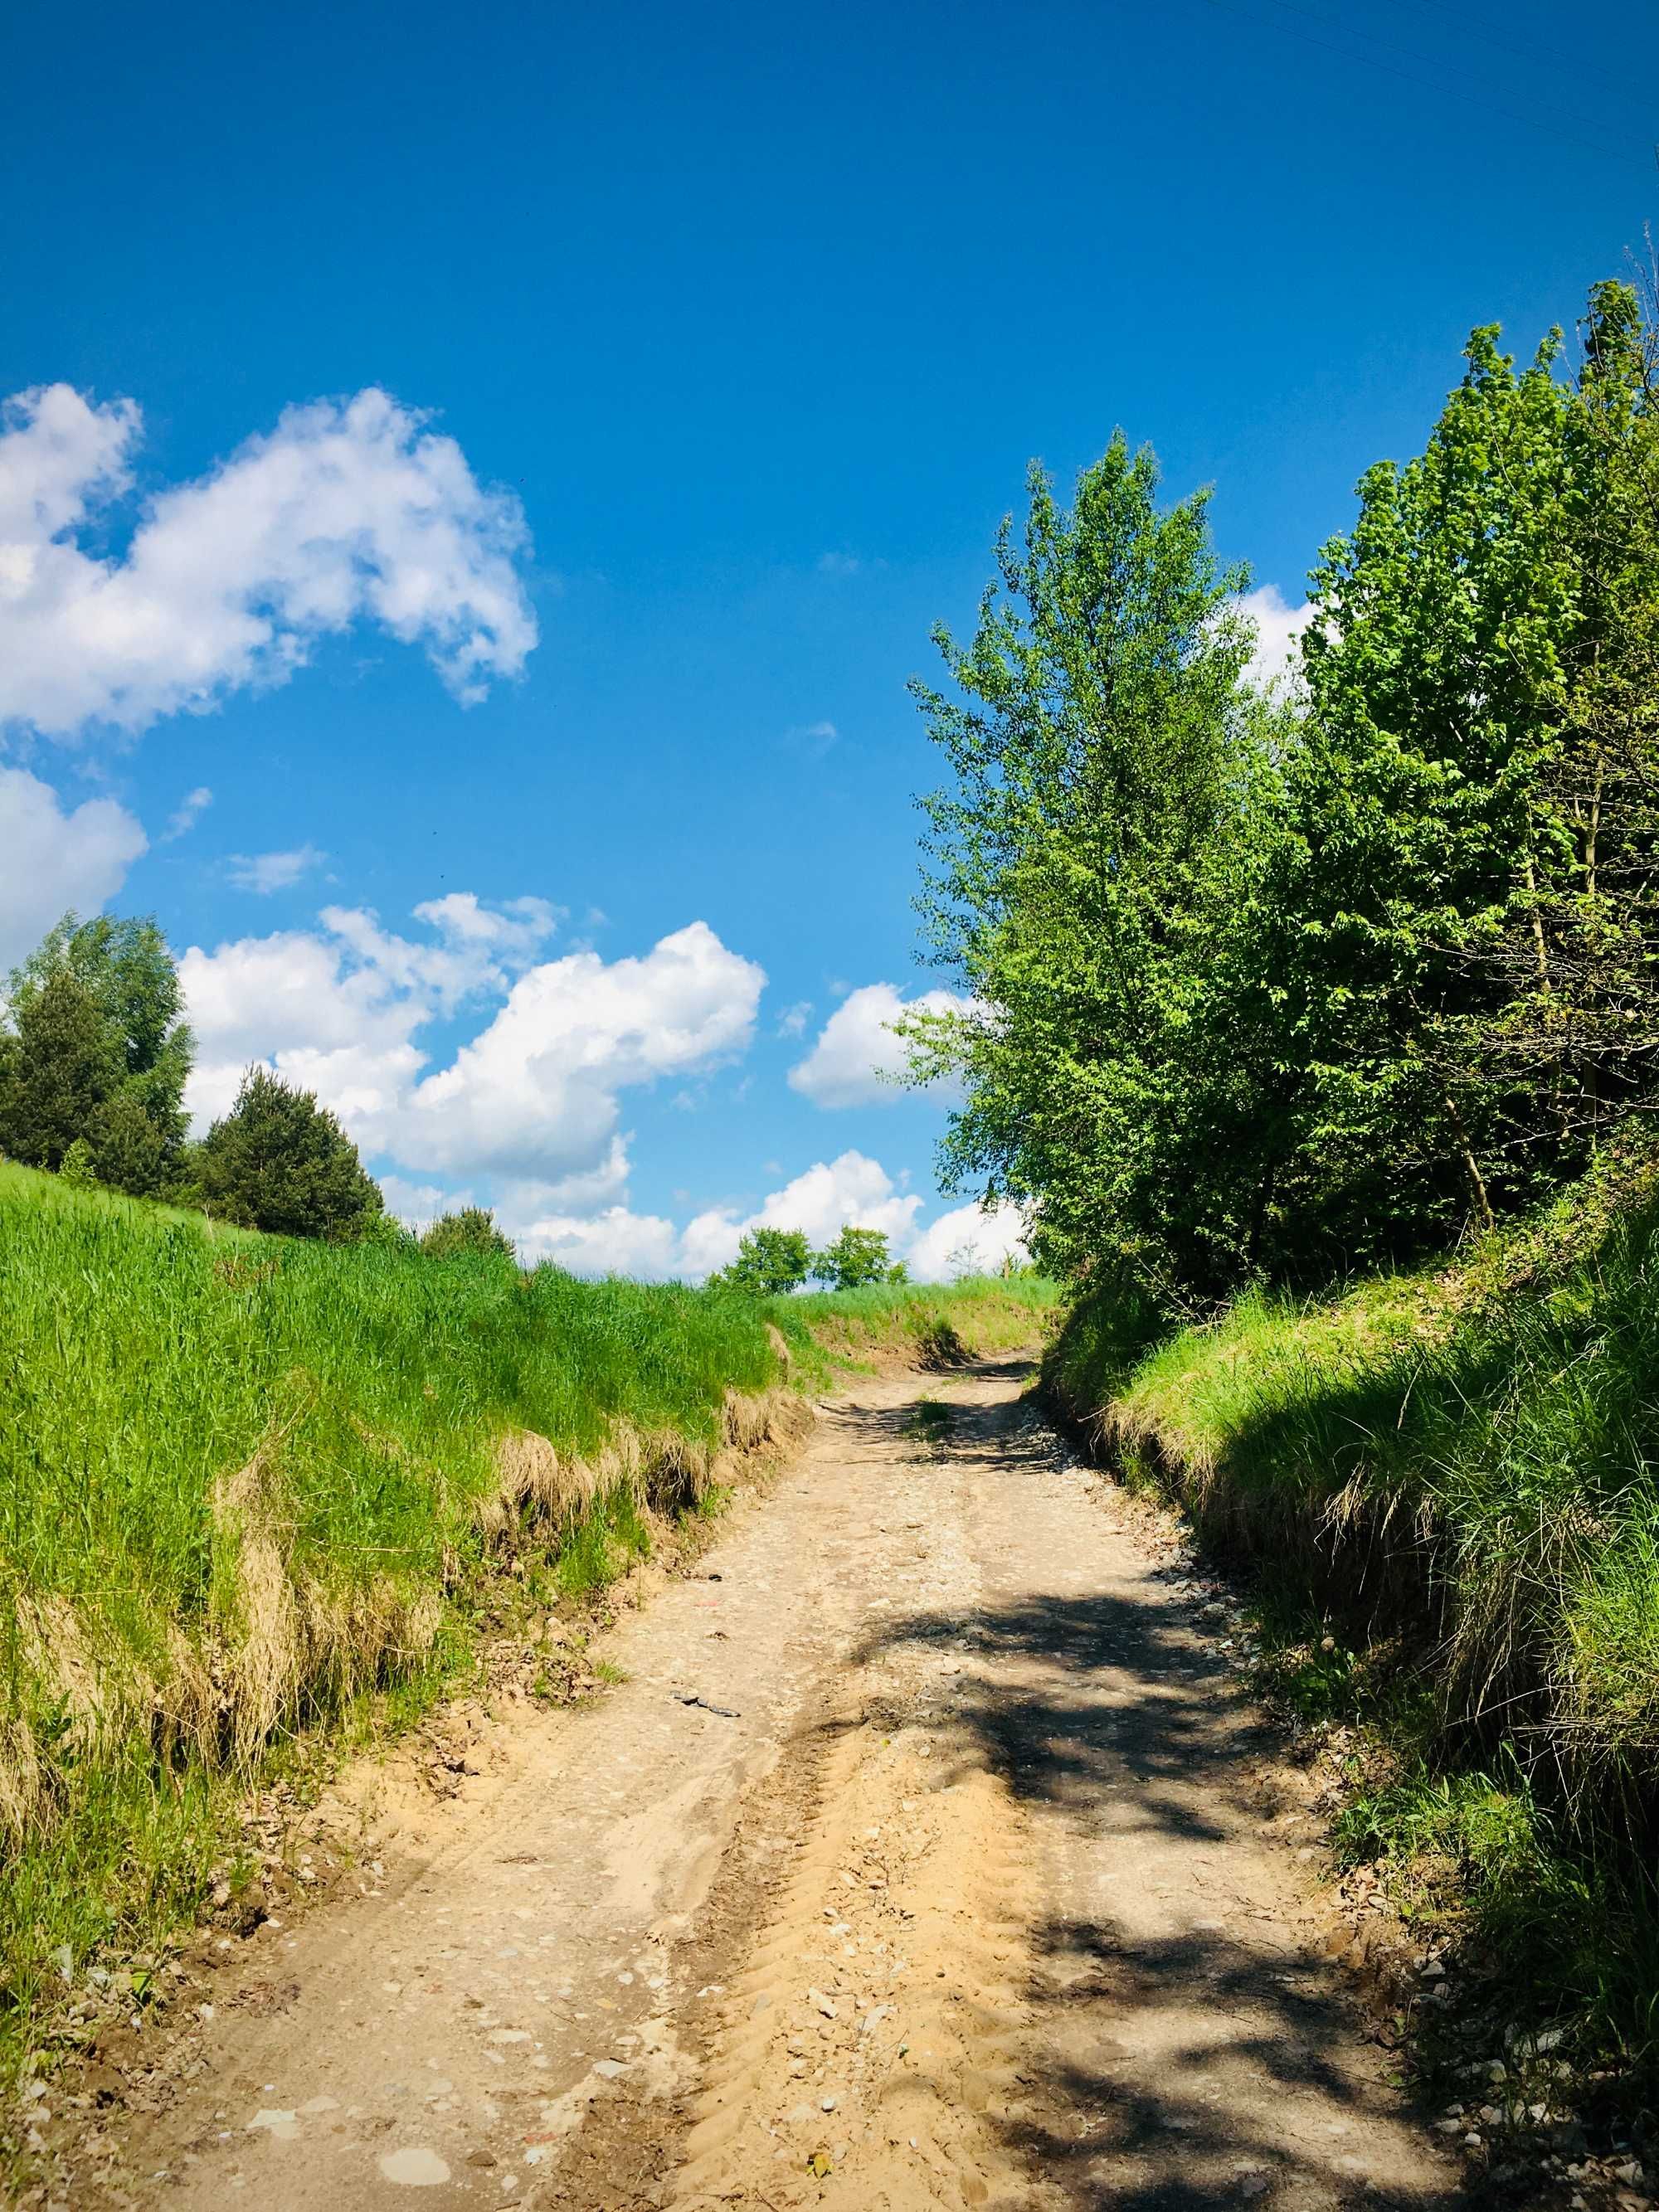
<box><xmin>90</xmin><ymin>1362</ymin><xmax>1458</xmax><ymax>2211</ymax></box>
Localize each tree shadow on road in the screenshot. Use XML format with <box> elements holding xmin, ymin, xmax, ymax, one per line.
<box><xmin>834</xmin><ymin>1393</ymin><xmax>1466</xmax><ymax>2210</ymax></box>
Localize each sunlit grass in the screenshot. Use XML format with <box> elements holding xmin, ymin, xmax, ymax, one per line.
<box><xmin>0</xmin><ymin>1163</ymin><xmax>1050</xmax><ymax>2090</ymax></box>
<box><xmin>1048</xmin><ymin>1169</ymin><xmax>1659</xmax><ymax>2077</ymax></box>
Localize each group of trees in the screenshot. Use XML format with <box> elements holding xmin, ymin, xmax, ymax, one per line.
<box><xmin>710</xmin><ymin>1223</ymin><xmax>906</xmax><ymax>1296</ymax></box>
<box><xmin>0</xmin><ymin>915</ymin><xmax>194</xmax><ymax>1198</ymax></box>
<box><xmin>0</xmin><ymin>915</ymin><xmax>388</xmax><ymax>1241</ymax></box>
<box><xmin>909</xmin><ymin>275</ymin><xmax>1659</xmax><ymax>1307</ymax></box>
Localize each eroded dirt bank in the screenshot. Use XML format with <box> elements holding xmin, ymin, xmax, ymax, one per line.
<box><xmin>60</xmin><ymin>1364</ymin><xmax>1457</xmax><ymax>2210</ymax></box>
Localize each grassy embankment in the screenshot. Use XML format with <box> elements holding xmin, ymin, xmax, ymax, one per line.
<box><xmin>782</xmin><ymin>1270</ymin><xmax>1058</xmax><ymax>1381</ymax></box>
<box><xmin>0</xmin><ymin>1159</ymin><xmax>1051</xmax><ymax>2083</ymax></box>
<box><xmin>1047</xmin><ymin>1150</ymin><xmax>1659</xmax><ymax>2084</ymax></box>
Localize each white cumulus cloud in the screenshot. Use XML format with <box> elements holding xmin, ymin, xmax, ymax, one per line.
<box><xmin>788</xmin><ymin>981</ymin><xmax>973</xmax><ymax>1109</ymax></box>
<box><xmin>394</xmin><ymin>923</ymin><xmax>764</xmax><ymax>1179</ymax></box>
<box><xmin>678</xmin><ymin>1148</ymin><xmax>922</xmax><ymax>1278</ymax></box>
<box><xmin>1239</xmin><ymin>584</ymin><xmax>1311</xmax><ymax>693</ymax></box>
<box><xmin>182</xmin><ymin>905</ymin><xmax>764</xmax><ymax>1202</ymax></box>
<box><xmin>0</xmin><ymin>766</ymin><xmax>148</xmax><ymax>969</ymax></box>
<box><xmin>906</xmin><ymin>1198</ymin><xmax>1029</xmax><ymax>1281</ymax></box>
<box><xmin>494</xmin><ymin>1151</ymin><xmax>1025</xmax><ymax>1286</ymax></box>
<box><xmin>0</xmin><ymin>382</ymin><xmax>538</xmax><ymax>737</ymax></box>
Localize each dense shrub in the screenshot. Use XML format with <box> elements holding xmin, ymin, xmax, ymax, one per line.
<box><xmin>420</xmin><ymin>1206</ymin><xmax>518</xmax><ymax>1262</ymax></box>
<box><xmin>197</xmin><ymin>1067</ymin><xmax>384</xmax><ymax>1240</ymax></box>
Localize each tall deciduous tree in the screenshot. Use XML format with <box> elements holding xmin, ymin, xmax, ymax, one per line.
<box><xmin>906</xmin><ymin>435</ymin><xmax>1267</xmax><ymax>1294</ymax></box>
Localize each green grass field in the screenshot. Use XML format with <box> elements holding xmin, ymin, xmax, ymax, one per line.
<box><xmin>1046</xmin><ymin>1151</ymin><xmax>1659</xmax><ymax>2078</ymax></box>
<box><xmin>0</xmin><ymin>1160</ymin><xmax>1053</xmax><ymax>2083</ymax></box>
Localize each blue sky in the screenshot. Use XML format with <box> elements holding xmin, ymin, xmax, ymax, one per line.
<box><xmin>2</xmin><ymin>0</ymin><xmax>1655</xmax><ymax>1272</ymax></box>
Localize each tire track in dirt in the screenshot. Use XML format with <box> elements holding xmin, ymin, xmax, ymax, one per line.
<box><xmin>671</xmin><ymin>1686</ymin><xmax>1030</xmax><ymax>2209</ymax></box>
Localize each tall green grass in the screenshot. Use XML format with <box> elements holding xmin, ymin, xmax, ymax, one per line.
<box><xmin>773</xmin><ymin>1271</ymin><xmax>1058</xmax><ymax>1383</ymax></box>
<box><xmin>0</xmin><ymin>1162</ymin><xmax>790</xmax><ymax>2078</ymax></box>
<box><xmin>1046</xmin><ymin>1159</ymin><xmax>1659</xmax><ymax>2074</ymax></box>
<box><xmin>0</xmin><ymin>1163</ymin><xmax>1051</xmax><ymax>2087</ymax></box>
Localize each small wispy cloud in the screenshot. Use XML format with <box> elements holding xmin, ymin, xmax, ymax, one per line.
<box><xmin>817</xmin><ymin>552</ymin><xmax>861</xmax><ymax>577</ymax></box>
<box><xmin>782</xmin><ymin>719</ymin><xmax>839</xmax><ymax>759</ymax></box>
<box><xmin>161</xmin><ymin>785</ymin><xmax>212</xmax><ymax>842</ymax></box>
<box><xmin>776</xmin><ymin>999</ymin><xmax>813</xmax><ymax>1038</ymax></box>
<box><xmin>226</xmin><ymin>843</ymin><xmax>327</xmax><ymax>895</ymax></box>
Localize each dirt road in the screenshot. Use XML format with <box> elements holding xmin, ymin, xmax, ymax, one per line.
<box><xmin>84</xmin><ymin>1361</ymin><xmax>1457</xmax><ymax>2210</ymax></box>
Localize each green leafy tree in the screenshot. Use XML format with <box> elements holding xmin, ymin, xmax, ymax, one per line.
<box><xmin>708</xmin><ymin>1226</ymin><xmax>812</xmax><ymax>1297</ymax></box>
<box><xmin>1457</xmin><ymin>281</ymin><xmax>1659</xmax><ymax>1155</ymax></box>
<box><xmin>0</xmin><ymin>912</ymin><xmax>192</xmax><ymax>1190</ymax></box>
<box><xmin>905</xmin><ymin>433</ymin><xmax>1269</xmax><ymax>1295</ymax></box>
<box><xmin>197</xmin><ymin>1067</ymin><xmax>384</xmax><ymax>1240</ymax></box>
<box><xmin>1243</xmin><ymin>284</ymin><xmax>1659</xmax><ymax>1274</ymax></box>
<box><xmin>420</xmin><ymin>1207</ymin><xmax>518</xmax><ymax>1262</ymax></box>
<box><xmin>812</xmin><ymin>1225</ymin><xmax>894</xmax><ymax>1289</ymax></box>
<box><xmin>905</xmin><ymin>280</ymin><xmax>1659</xmax><ymax>1303</ymax></box>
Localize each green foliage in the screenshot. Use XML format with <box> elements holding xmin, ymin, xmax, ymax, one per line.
<box><xmin>0</xmin><ymin>966</ymin><xmax>120</xmax><ymax>1171</ymax></box>
<box><xmin>0</xmin><ymin>912</ymin><xmax>192</xmax><ymax>1194</ymax></box>
<box><xmin>810</xmin><ymin>1224</ymin><xmax>893</xmax><ymax>1289</ymax></box>
<box><xmin>709</xmin><ymin>1225</ymin><xmax>812</xmax><ymax>1297</ymax></box>
<box><xmin>907</xmin><ymin>430</ymin><xmax>1286</xmax><ymax>1295</ymax></box>
<box><xmin>197</xmin><ymin>1066</ymin><xmax>384</xmax><ymax>1240</ymax></box>
<box><xmin>914</xmin><ymin>277</ymin><xmax>1659</xmax><ymax>1306</ymax></box>
<box><xmin>420</xmin><ymin>1206</ymin><xmax>518</xmax><ymax>1262</ymax></box>
<box><xmin>57</xmin><ymin>1135</ymin><xmax>98</xmax><ymax>1189</ymax></box>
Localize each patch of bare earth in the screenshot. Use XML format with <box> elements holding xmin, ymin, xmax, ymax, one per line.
<box><xmin>27</xmin><ymin>1366</ymin><xmax>1462</xmax><ymax>2211</ymax></box>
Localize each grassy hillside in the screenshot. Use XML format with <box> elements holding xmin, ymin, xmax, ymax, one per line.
<box><xmin>0</xmin><ymin>1162</ymin><xmax>1050</xmax><ymax>2082</ymax></box>
<box><xmin>1046</xmin><ymin>1150</ymin><xmax>1659</xmax><ymax>2079</ymax></box>
<box><xmin>776</xmin><ymin>1271</ymin><xmax>1058</xmax><ymax>1380</ymax></box>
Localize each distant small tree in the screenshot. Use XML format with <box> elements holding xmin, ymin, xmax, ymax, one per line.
<box><xmin>709</xmin><ymin>1226</ymin><xmax>812</xmax><ymax>1297</ymax></box>
<box><xmin>421</xmin><ymin>1207</ymin><xmax>517</xmax><ymax>1262</ymax></box>
<box><xmin>57</xmin><ymin>1136</ymin><xmax>98</xmax><ymax>1189</ymax></box>
<box><xmin>812</xmin><ymin>1225</ymin><xmax>894</xmax><ymax>1290</ymax></box>
<box><xmin>197</xmin><ymin>1067</ymin><xmax>384</xmax><ymax>1240</ymax></box>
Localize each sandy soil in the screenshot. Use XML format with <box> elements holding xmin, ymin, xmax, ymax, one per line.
<box><xmin>59</xmin><ymin>1361</ymin><xmax>1459</xmax><ymax>2210</ymax></box>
